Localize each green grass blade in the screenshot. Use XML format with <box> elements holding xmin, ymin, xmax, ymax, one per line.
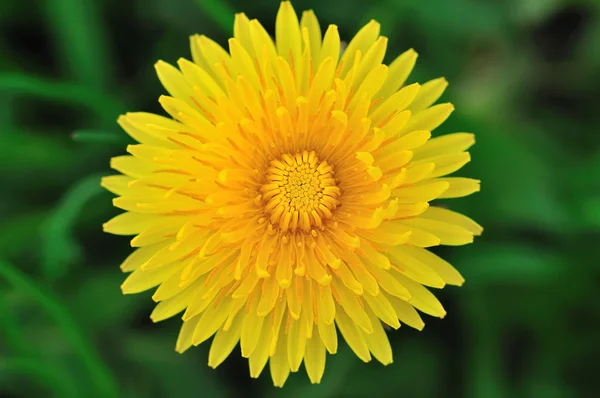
<box><xmin>0</xmin><ymin>259</ymin><xmax>119</xmax><ymax>398</ymax></box>
<box><xmin>0</xmin><ymin>297</ymin><xmax>33</xmax><ymax>356</ymax></box>
<box><xmin>0</xmin><ymin>73</ymin><xmax>124</xmax><ymax>119</ymax></box>
<box><xmin>44</xmin><ymin>0</ymin><xmax>112</xmax><ymax>88</ymax></box>
<box><xmin>0</xmin><ymin>357</ymin><xmax>80</xmax><ymax>398</ymax></box>
<box><xmin>193</xmin><ymin>0</ymin><xmax>235</xmax><ymax>34</ymax></box>
<box><xmin>40</xmin><ymin>174</ymin><xmax>105</xmax><ymax>282</ymax></box>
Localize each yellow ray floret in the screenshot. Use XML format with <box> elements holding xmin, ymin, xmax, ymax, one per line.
<box><xmin>103</xmin><ymin>1</ymin><xmax>482</xmax><ymax>387</ymax></box>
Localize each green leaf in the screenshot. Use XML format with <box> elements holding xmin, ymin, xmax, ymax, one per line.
<box><xmin>40</xmin><ymin>174</ymin><xmax>105</xmax><ymax>282</ymax></box>
<box><xmin>0</xmin><ymin>259</ymin><xmax>119</xmax><ymax>398</ymax></box>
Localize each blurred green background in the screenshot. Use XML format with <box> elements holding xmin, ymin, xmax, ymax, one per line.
<box><xmin>1</xmin><ymin>0</ymin><xmax>599</xmax><ymax>396</ymax></box>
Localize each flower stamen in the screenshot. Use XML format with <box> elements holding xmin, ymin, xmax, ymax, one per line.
<box><xmin>261</xmin><ymin>150</ymin><xmax>339</xmax><ymax>231</ymax></box>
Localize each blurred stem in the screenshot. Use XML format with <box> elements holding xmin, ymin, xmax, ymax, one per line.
<box><xmin>193</xmin><ymin>0</ymin><xmax>235</xmax><ymax>34</ymax></box>
<box><xmin>0</xmin><ymin>357</ymin><xmax>80</xmax><ymax>398</ymax></box>
<box><xmin>0</xmin><ymin>95</ymin><xmax>14</xmax><ymax>127</ymax></box>
<box><xmin>0</xmin><ymin>73</ymin><xmax>124</xmax><ymax>121</ymax></box>
<box><xmin>463</xmin><ymin>294</ymin><xmax>509</xmax><ymax>398</ymax></box>
<box><xmin>0</xmin><ymin>297</ymin><xmax>32</xmax><ymax>356</ymax></box>
<box><xmin>0</xmin><ymin>259</ymin><xmax>119</xmax><ymax>398</ymax></box>
<box><xmin>72</xmin><ymin>130</ymin><xmax>133</xmax><ymax>146</ymax></box>
<box><xmin>44</xmin><ymin>0</ymin><xmax>112</xmax><ymax>88</ymax></box>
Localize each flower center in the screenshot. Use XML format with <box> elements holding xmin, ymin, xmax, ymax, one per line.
<box><xmin>261</xmin><ymin>151</ymin><xmax>340</xmax><ymax>232</ymax></box>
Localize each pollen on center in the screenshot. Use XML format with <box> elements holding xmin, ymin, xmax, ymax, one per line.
<box><xmin>260</xmin><ymin>150</ymin><xmax>341</xmax><ymax>231</ymax></box>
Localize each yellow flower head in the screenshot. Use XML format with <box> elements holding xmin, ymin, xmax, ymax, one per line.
<box><xmin>102</xmin><ymin>1</ymin><xmax>481</xmax><ymax>387</ymax></box>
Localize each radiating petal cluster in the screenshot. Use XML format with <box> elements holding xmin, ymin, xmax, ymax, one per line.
<box><xmin>102</xmin><ymin>1</ymin><xmax>481</xmax><ymax>387</ymax></box>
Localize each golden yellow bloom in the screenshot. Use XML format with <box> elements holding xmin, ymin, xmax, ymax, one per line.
<box><xmin>102</xmin><ymin>1</ymin><xmax>481</xmax><ymax>387</ymax></box>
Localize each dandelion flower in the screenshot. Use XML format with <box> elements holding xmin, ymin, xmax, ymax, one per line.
<box><xmin>102</xmin><ymin>1</ymin><xmax>482</xmax><ymax>387</ymax></box>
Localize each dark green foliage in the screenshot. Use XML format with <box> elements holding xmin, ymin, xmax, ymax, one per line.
<box><xmin>1</xmin><ymin>0</ymin><xmax>599</xmax><ymax>396</ymax></box>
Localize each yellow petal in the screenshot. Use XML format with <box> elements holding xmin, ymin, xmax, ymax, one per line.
<box><xmin>395</xmin><ymin>129</ymin><xmax>431</xmax><ymax>150</ymax></box>
<box><xmin>191</xmin><ymin>297</ymin><xmax>232</xmax><ymax>345</ymax></box>
<box><xmin>339</xmin><ymin>20</ymin><xmax>380</xmax><ymax>78</ymax></box>
<box><xmin>319</xmin><ymin>25</ymin><xmax>340</xmax><ymax>66</ymax></box>
<box><xmin>249</xmin><ymin>19</ymin><xmax>278</xmax><ymax>66</ymax></box>
<box><xmin>155</xmin><ymin>61</ymin><xmax>195</xmax><ymax>106</ymax></box>
<box><xmin>177</xmin><ymin>57</ymin><xmax>224</xmax><ymax>99</ymax></box>
<box><xmin>103</xmin><ymin>212</ymin><xmax>160</xmax><ymax>236</ymax></box>
<box><xmin>101</xmin><ymin>175</ymin><xmax>134</xmax><ymax>196</ymax></box>
<box><xmin>208</xmin><ymin>311</ymin><xmax>243</xmax><ymax>368</ymax></box>
<box><xmin>248</xmin><ymin>318</ymin><xmax>273</xmax><ymax>378</ymax></box>
<box><xmin>304</xmin><ymin>331</ymin><xmax>326</xmax><ymax>384</ymax></box>
<box><xmin>377</xmin><ymin>48</ymin><xmax>417</xmax><ymax>99</ymax></box>
<box><xmin>408</xmin><ymin>77</ymin><xmax>448</xmax><ymax>112</ymax></box>
<box><xmin>229</xmin><ymin>38</ymin><xmax>261</xmax><ymax>90</ymax></box>
<box><xmin>270</xmin><ymin>321</ymin><xmax>291</xmax><ymax>387</ymax></box>
<box><xmin>394</xmin><ymin>180</ymin><xmax>449</xmax><ymax>203</ymax></box>
<box><xmin>287</xmin><ymin>317</ymin><xmax>308</xmax><ymax>371</ymax></box>
<box><xmin>393</xmin><ymin>273</ymin><xmax>446</xmax><ymax>318</ymax></box>
<box><xmin>317</xmin><ymin>284</ymin><xmax>336</xmax><ymax>324</ymax></box>
<box><xmin>435</xmin><ymin>178</ymin><xmax>481</xmax><ymax>198</ymax></box>
<box><xmin>300</xmin><ymin>10</ymin><xmax>322</xmax><ymax>61</ymax></box>
<box><xmin>269</xmin><ymin>298</ymin><xmax>288</xmax><ymax>356</ymax></box>
<box><xmin>121</xmin><ymin>260</ymin><xmax>185</xmax><ymax>294</ymax></box>
<box><xmin>401</xmin><ymin>245</ymin><xmax>464</xmax><ymax>286</ymax></box>
<box><xmin>387</xmin><ymin>246</ymin><xmax>446</xmax><ymax>288</ymax></box>
<box><xmin>129</xmin><ymin>216</ymin><xmax>187</xmax><ymax>247</ymax></box>
<box><xmin>414</xmin><ymin>132</ymin><xmax>475</xmax><ymax>160</ymax></box>
<box><xmin>257</xmin><ymin>276</ymin><xmax>280</xmax><ymax>316</ymax></box>
<box><xmin>195</xmin><ymin>35</ymin><xmax>236</xmax><ymax>79</ymax></box>
<box><xmin>385</xmin><ymin>294</ymin><xmax>424</xmax><ymax>330</ymax></box>
<box><xmin>353</xmin><ymin>37</ymin><xmax>388</xmax><ymax>90</ymax></box>
<box><xmin>152</xmin><ymin>267</ymin><xmax>194</xmax><ymax>301</ymax></box>
<box><xmin>403</xmin><ymin>163</ymin><xmax>435</xmax><ymax>184</ymax></box>
<box><xmin>142</xmin><ymin>229</ymin><xmax>208</xmax><ymax>270</ymax></box>
<box><xmin>175</xmin><ymin>315</ymin><xmax>200</xmax><ymax>353</ymax></box>
<box><xmin>366</xmin><ymin>265</ymin><xmax>411</xmax><ymax>300</ymax></box>
<box><xmin>421</xmin><ymin>206</ymin><xmax>483</xmax><ymax>235</ymax></box>
<box><xmin>370</xmin><ymin>83</ymin><xmax>420</xmax><ymax>123</ymax></box>
<box><xmin>241</xmin><ymin>294</ymin><xmax>265</xmax><ymax>358</ymax></box>
<box><xmin>233</xmin><ymin>13</ymin><xmax>253</xmax><ymax>55</ymax></box>
<box><xmin>331</xmin><ymin>278</ymin><xmax>372</xmax><ymax>333</ymax></box>
<box><xmin>400</xmin><ymin>103</ymin><xmax>454</xmax><ymax>134</ymax></box>
<box><xmin>276</xmin><ymin>1</ymin><xmax>302</xmax><ymax>63</ymax></box>
<box><xmin>332</xmin><ymin>260</ymin><xmax>363</xmax><ymax>295</ymax></box>
<box><xmin>317</xmin><ymin>313</ymin><xmax>338</xmax><ymax>354</ymax></box>
<box><xmin>150</xmin><ymin>280</ymin><xmax>199</xmax><ymax>322</ymax></box>
<box><xmin>120</xmin><ymin>241</ymin><xmax>170</xmax><ymax>272</ymax></box>
<box><xmin>334</xmin><ymin>306</ymin><xmax>372</xmax><ymax>362</ymax></box>
<box><xmin>400</xmin><ymin>218</ymin><xmax>474</xmax><ymax>246</ymax></box>
<box><xmin>117</xmin><ymin>113</ymin><xmax>175</xmax><ymax>147</ymax></box>
<box><xmin>418</xmin><ymin>152</ymin><xmax>471</xmax><ymax>178</ymax></box>
<box><xmin>363</xmin><ymin>310</ymin><xmax>393</xmax><ymax>365</ymax></box>
<box><xmin>362</xmin><ymin>291</ymin><xmax>400</xmax><ymax>329</ymax></box>
<box><xmin>110</xmin><ymin>156</ymin><xmax>157</xmax><ymax>178</ymax></box>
